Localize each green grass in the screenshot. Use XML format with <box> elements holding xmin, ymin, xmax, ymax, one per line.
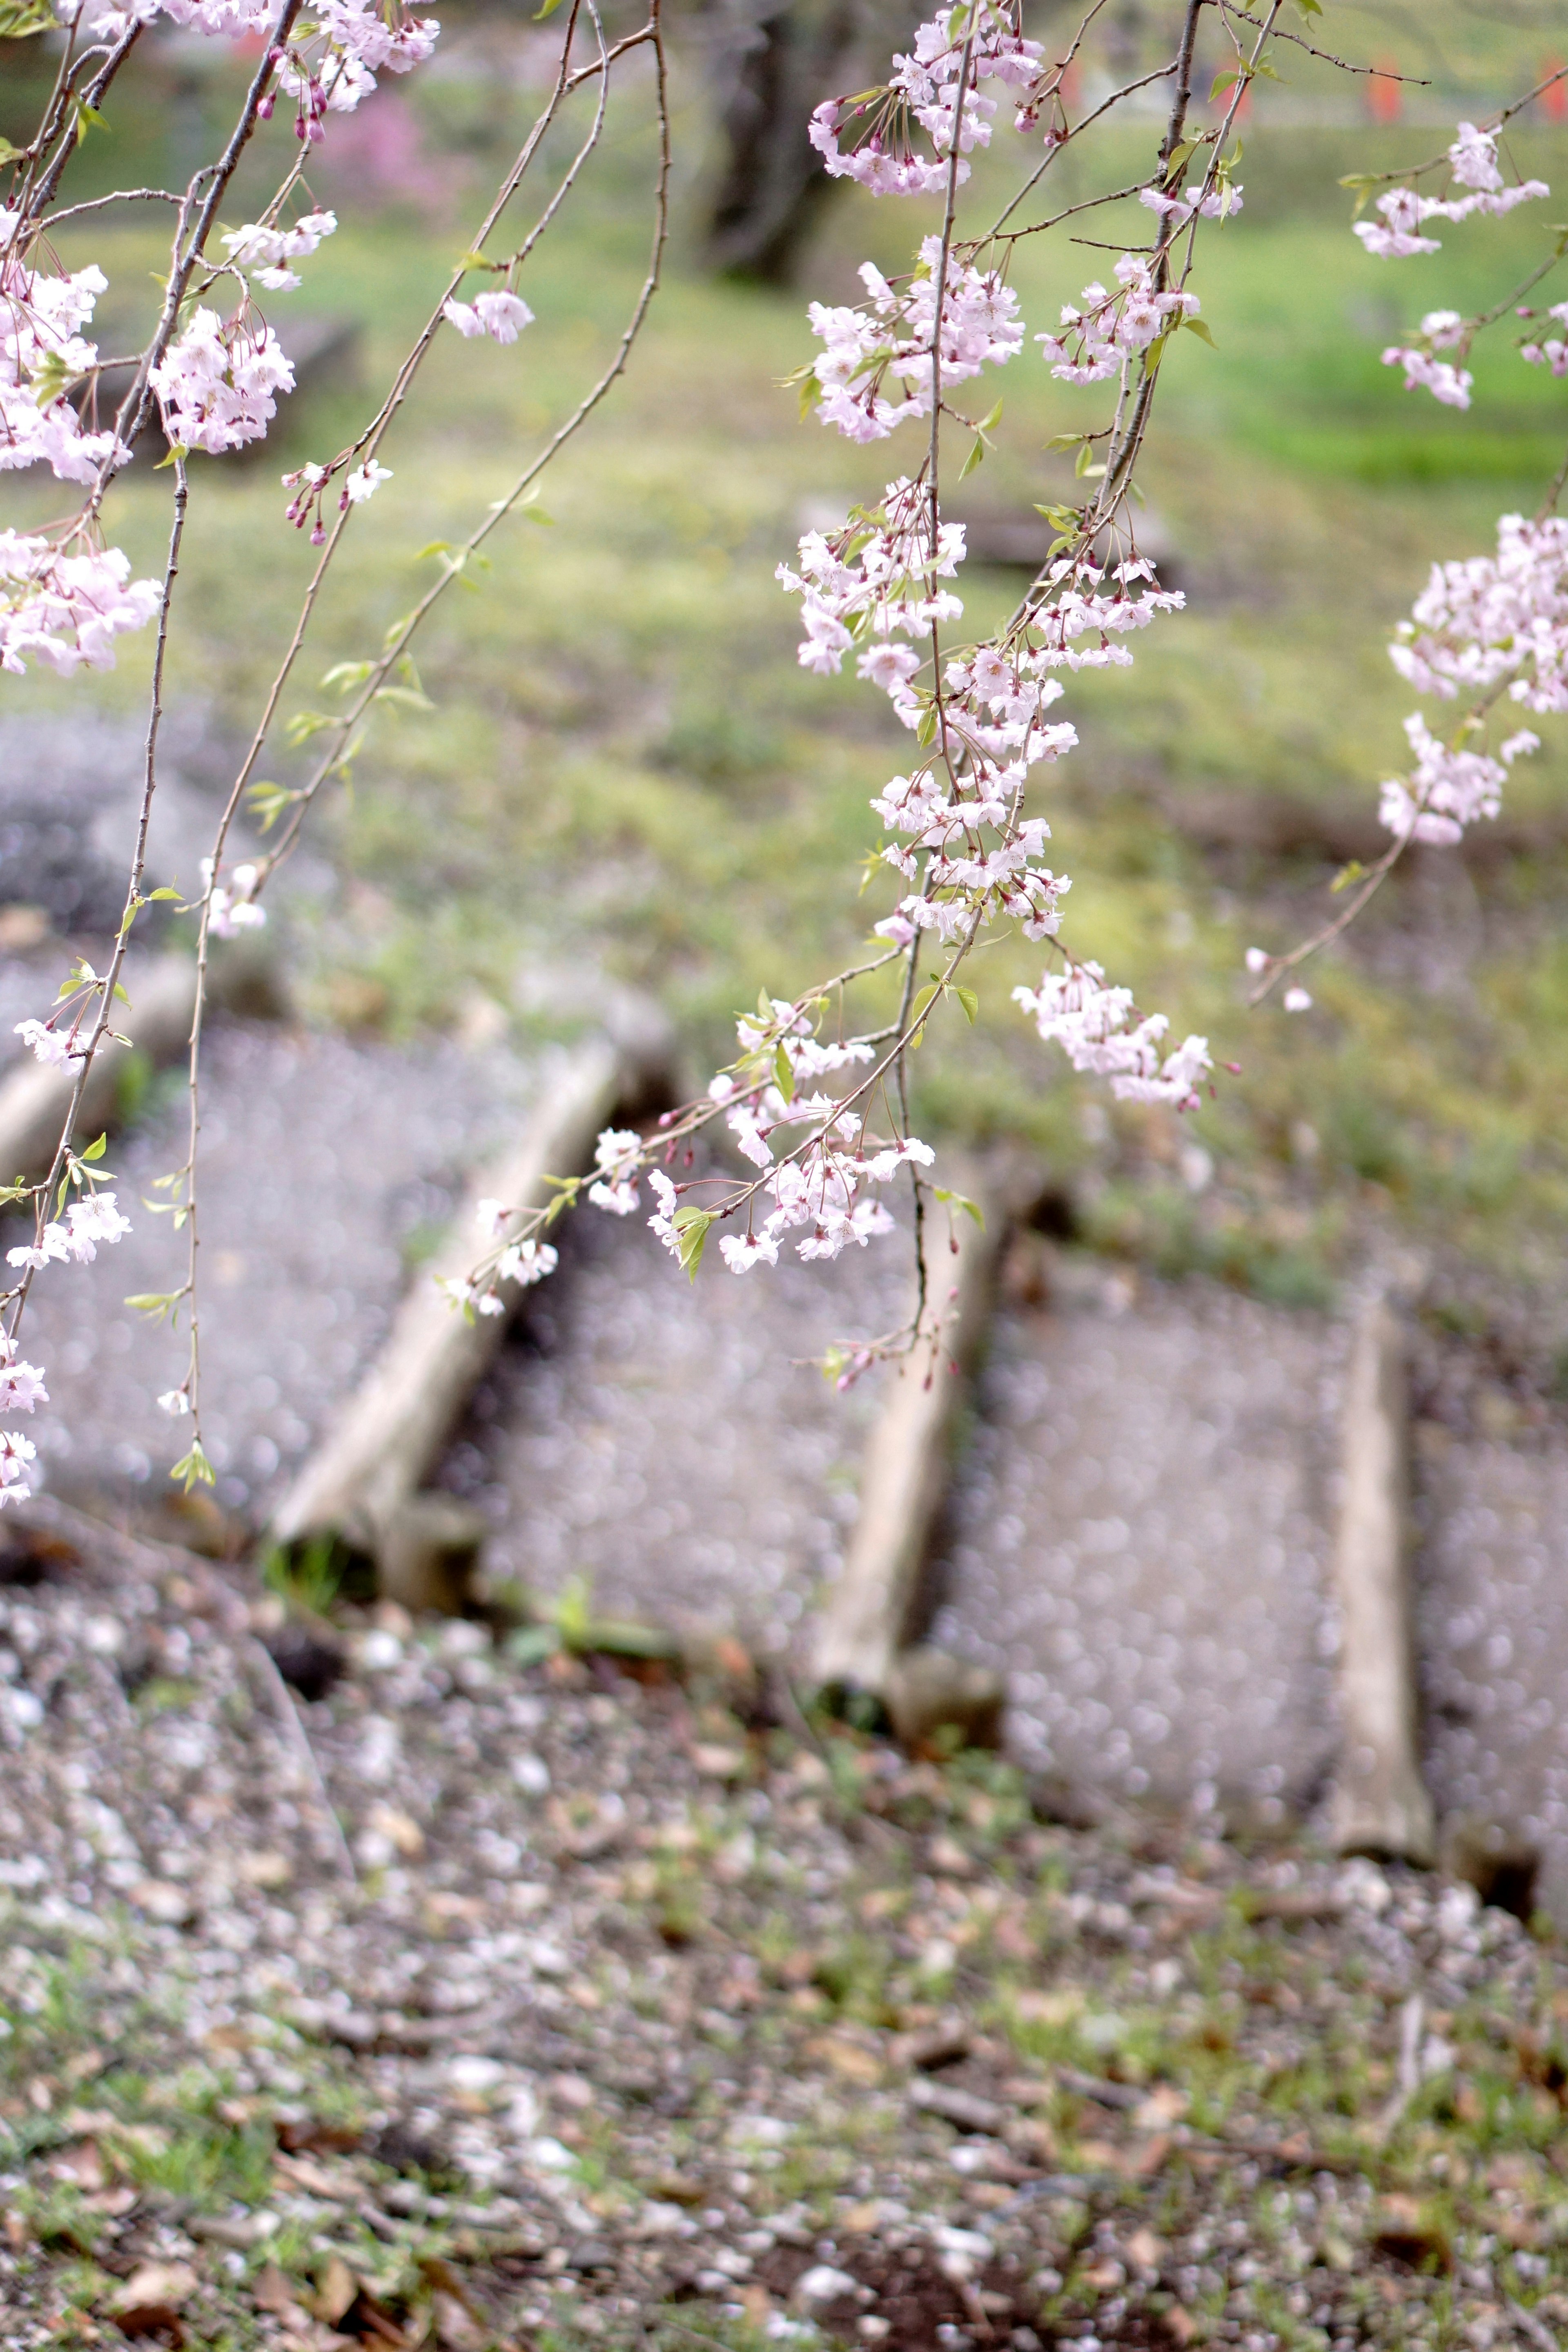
<box><xmin>5</xmin><ymin>33</ymin><xmax>1568</xmax><ymax>1319</ymax></box>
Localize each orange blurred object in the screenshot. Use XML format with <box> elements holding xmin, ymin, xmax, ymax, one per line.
<box><xmin>1367</xmin><ymin>56</ymin><xmax>1402</xmax><ymax>125</ymax></box>
<box><xmin>1542</xmin><ymin>59</ymin><xmax>1568</xmax><ymax>124</ymax></box>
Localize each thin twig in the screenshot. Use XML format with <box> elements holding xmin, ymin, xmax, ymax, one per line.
<box><xmin>245</xmin><ymin>1633</ymin><xmax>359</xmax><ymax>1889</ymax></box>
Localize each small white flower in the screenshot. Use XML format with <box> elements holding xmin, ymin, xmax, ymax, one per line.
<box><xmin>1282</xmin><ymin>986</ymin><xmax>1312</xmax><ymax>1013</ymax></box>
<box><xmin>158</xmin><ymin>1388</ymin><xmax>190</xmax><ymax>1417</ymax></box>
<box><xmin>345</xmin><ymin>459</ymin><xmax>392</xmax><ymax>504</ymax></box>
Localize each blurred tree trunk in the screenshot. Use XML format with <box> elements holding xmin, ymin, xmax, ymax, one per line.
<box><xmin>701</xmin><ymin>0</ymin><xmax>904</xmax><ymax>283</ymax></box>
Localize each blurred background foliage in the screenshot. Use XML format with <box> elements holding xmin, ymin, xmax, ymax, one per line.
<box><xmin>4</xmin><ymin>0</ymin><xmax>1568</xmax><ymax>1317</ymax></box>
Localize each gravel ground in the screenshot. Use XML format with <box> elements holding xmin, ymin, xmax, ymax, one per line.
<box><xmin>12</xmin><ymin>1019</ymin><xmax>540</xmax><ymax>1520</ymax></box>
<box><xmin>929</xmin><ymin>1279</ymin><xmax>1346</xmax><ymax>1820</ymax></box>
<box><xmin>2</xmin><ymin>1509</ymin><xmax>1566</xmax><ymax>2352</ymax></box>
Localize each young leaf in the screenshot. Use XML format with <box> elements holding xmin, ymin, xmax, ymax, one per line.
<box><xmin>953</xmin><ymin>984</ymin><xmax>978</xmax><ymax>1025</ymax></box>
<box><xmin>1183</xmin><ymin>316</ymin><xmax>1218</xmax><ymax>347</ymax></box>
<box><xmin>933</xmin><ymin>1185</ymin><xmax>985</xmax><ymax>1228</ymax></box>
<box><xmin>246</xmin><ymin>780</ymin><xmax>299</xmax><ymax>832</ymax></box>
<box><xmin>670</xmin><ymin>1205</ymin><xmax>713</xmax><ymax>1281</ymax></box>
<box><xmin>959</xmin><ymin>434</ymin><xmax>986</xmax><ymax>479</ymax></box>
<box><xmin>773</xmin><ymin>1040</ymin><xmax>795</xmax><ymax>1104</ymax></box>
<box><xmin>80</xmin><ymin>1133</ymin><xmax>108</xmax><ymax>1163</ymax></box>
<box><xmin>1330</xmin><ymin>859</ymin><xmax>1366</xmax><ymax>894</ymax></box>
<box><xmin>321</xmin><ymin>658</ymin><xmax>374</xmax><ymax>693</ymax></box>
<box><xmin>170</xmin><ymin>1441</ymin><xmax>216</xmax><ymax>1494</ymax></box>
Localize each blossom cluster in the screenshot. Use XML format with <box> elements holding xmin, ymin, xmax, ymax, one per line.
<box><xmin>7</xmin><ymin>1191</ymin><xmax>132</xmax><ymax>1272</ymax></box>
<box><xmin>204</xmin><ymin>858</ymin><xmax>267</xmax><ymax>937</ymax></box>
<box><xmin>1381</xmin><ymin>339</ymin><xmax>1472</xmax><ymax>410</ymax></box>
<box><xmin>150</xmin><ymin>307</ymin><xmax>295</xmax><ymax>455</ymax></box>
<box><xmin>808</xmin><ymin>3</ymin><xmax>1045</xmax><ymax>198</ymax></box>
<box><xmin>0</xmin><ymin>225</ymin><xmax>123</xmax><ymax>488</ymax></box>
<box><xmin>221</xmin><ymin>208</ymin><xmax>337</xmax><ymax>294</ymax></box>
<box><xmin>1037</xmin><ymin>255</ymin><xmax>1202</xmax><ymax>385</ymax></box>
<box><xmin>0</xmin><ymin>1321</ymin><xmax>47</xmax><ymax>1509</ymax></box>
<box><xmin>438</xmin><ymin>1198</ymin><xmax>560</xmax><ymax>1318</ymax></box>
<box><xmin>1520</xmin><ymin>302</ymin><xmax>1568</xmax><ymax>377</ymax></box>
<box><xmin>780</xmin><ymin>474</ymin><xmax>967</xmax><ymax>682</ymax></box>
<box><xmin>441</xmin><ymin>292</ymin><xmax>535</xmax><ymax>345</ymax></box>
<box><xmin>1390</xmin><ymin>514</ymin><xmax>1568</xmax><ymax>715</ymax></box>
<box><xmin>0</xmin><ymin>1193</ymin><xmax>131</xmax><ymax>1506</ymax></box>
<box><xmin>1353</xmin><ymin>124</ymin><xmax>1548</xmax><ymax>259</ymax></box>
<box><xmin>1378</xmin><ymin>711</ymin><xmax>1537</xmax><ymax>845</ymax></box>
<box><xmin>808</xmin><ymin>239</ymin><xmax>1021</xmax><ymax>442</ymax></box>
<box><xmin>1013</xmin><ymin>963</ymin><xmax>1212</xmax><ymax>1109</ymax></box>
<box><xmin>0</xmin><ymin>532</ymin><xmax>161</xmax><ymax>676</ymax></box>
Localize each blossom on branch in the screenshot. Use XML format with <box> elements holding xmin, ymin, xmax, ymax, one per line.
<box><xmin>150</xmin><ymin>308</ymin><xmax>295</xmax><ymax>454</ymax></box>
<box><xmin>0</xmin><ymin>533</ymin><xmax>161</xmax><ymax>676</ymax></box>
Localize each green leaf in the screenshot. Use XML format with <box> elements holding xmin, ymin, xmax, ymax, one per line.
<box><xmin>773</xmin><ymin>1041</ymin><xmax>795</xmax><ymax>1104</ymax></box>
<box><xmin>1043</xmin><ymin>431</ymin><xmax>1089</xmax><ymax>453</ymax></box>
<box><xmin>125</xmin><ymin>1290</ymin><xmax>183</xmax><ymax>1321</ymax></box>
<box><xmin>153</xmin><ymin>442</ymin><xmax>189</xmax><ymax>470</ymax></box>
<box><xmin>372</xmin><ymin>684</ymin><xmax>437</xmax><ymax>714</ymax></box>
<box><xmin>915</xmin><ymin>706</ymin><xmax>939</xmax><ymax>746</ymax></box>
<box><xmin>169</xmin><ymin>1441</ymin><xmax>215</xmax><ymax>1495</ymax></box>
<box><xmin>933</xmin><ymin>1185</ymin><xmax>985</xmax><ymax>1228</ymax></box>
<box><xmin>80</xmin><ymin>1133</ymin><xmax>107</xmax><ymax>1163</ymax></box>
<box><xmin>1209</xmin><ymin>69</ymin><xmax>1241</xmax><ymax>99</ymax></box>
<box><xmin>671</xmin><ymin>1205</ymin><xmax>713</xmax><ymax>1281</ymax></box>
<box><xmin>246</xmin><ymin>780</ymin><xmax>299</xmax><ymax>833</ymax></box>
<box><xmin>284</xmin><ymin>709</ymin><xmax>335</xmax><ymax>747</ymax></box>
<box><xmin>534</xmin><ymin>0</ymin><xmax>565</xmax><ymax>19</ymax></box>
<box><xmin>1183</xmin><ymin>316</ymin><xmax>1217</xmax><ymax>347</ymax></box>
<box><xmin>1292</xmin><ymin>0</ymin><xmax>1321</xmax><ymax>17</ymax></box>
<box><xmin>959</xmin><ymin>435</ymin><xmax>986</xmax><ymax>480</ymax></box>
<box><xmin>0</xmin><ymin>135</ymin><xmax>27</xmax><ymax>160</ymax></box>
<box><xmin>910</xmin><ymin>980</ymin><xmax>942</xmax><ymax>1028</ymax></box>
<box><xmin>953</xmin><ymin>984</ymin><xmax>978</xmax><ymax>1025</ymax></box>
<box><xmin>1033</xmin><ymin>501</ymin><xmax>1080</xmax><ymax>532</ymax></box>
<box><xmin>321</xmin><ymin>658</ymin><xmax>374</xmax><ymax>693</ymax></box>
<box><xmin>976</xmin><ymin>398</ymin><xmax>1003</xmax><ymax>432</ymax></box>
<box><xmin>28</xmin><ymin>349</ymin><xmax>76</xmax><ymax>412</ymax></box>
<box><xmin>1330</xmin><ymin>859</ymin><xmax>1366</xmax><ymax>895</ymax></box>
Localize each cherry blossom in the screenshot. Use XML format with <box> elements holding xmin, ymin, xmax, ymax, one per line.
<box><xmin>150</xmin><ymin>308</ymin><xmax>295</xmax><ymax>454</ymax></box>
<box><xmin>0</xmin><ymin>534</ymin><xmax>161</xmax><ymax>676</ymax></box>
<box><xmin>221</xmin><ymin>208</ymin><xmax>337</xmax><ymax>292</ymax></box>
<box><xmin>588</xmin><ymin>1127</ymin><xmax>643</xmax><ymax>1216</ymax></box>
<box><xmin>14</xmin><ymin>1019</ymin><xmax>78</xmax><ymax>1070</ymax></box>
<box><xmin>1013</xmin><ymin>963</ymin><xmax>1212</xmax><ymax>1109</ymax></box>
<box><xmin>1520</xmin><ymin>301</ymin><xmax>1568</xmax><ymax>376</ymax></box>
<box><xmin>442</xmin><ymin>292</ymin><xmax>536</xmax><ymax>344</ymax></box>
<box><xmin>0</xmin><ymin>241</ymin><xmax>125</xmax><ymax>488</ymax></box>
<box><xmin>1381</xmin><ymin>345</ymin><xmax>1473</xmax><ymax>408</ymax></box>
<box><xmin>204</xmin><ymin>858</ymin><xmax>266</xmax><ymax>937</ymax></box>
<box><xmin>345</xmin><ymin>459</ymin><xmax>392</xmax><ymax>503</ymax></box>
<box><xmin>807</xmin><ymin>240</ymin><xmax>1021</xmax><ymax>443</ymax></box>
<box><xmin>0</xmin><ymin>1431</ymin><xmax>35</xmax><ymax>1509</ymax></box>
<box><xmin>1036</xmin><ymin>257</ymin><xmax>1201</xmax><ymax>385</ymax></box>
<box><xmin>1388</xmin><ymin>514</ymin><xmax>1568</xmax><ymax>715</ymax></box>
